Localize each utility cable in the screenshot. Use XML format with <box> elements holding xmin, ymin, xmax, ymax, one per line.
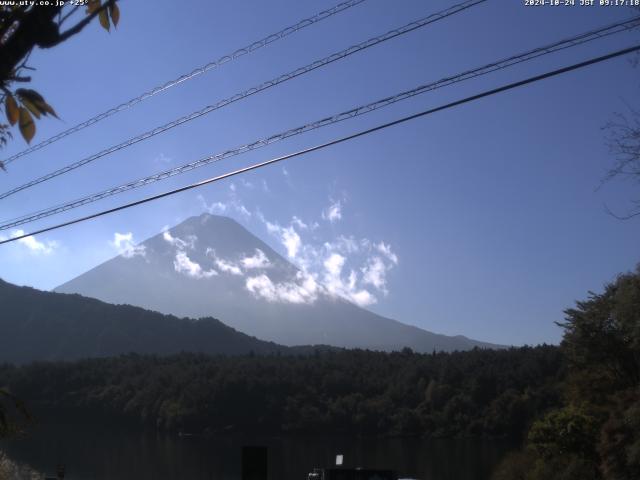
<box><xmin>0</xmin><ymin>0</ymin><xmax>487</xmax><ymax>199</ymax></box>
<box><xmin>2</xmin><ymin>43</ymin><xmax>638</xmax><ymax>245</ymax></box>
<box><xmin>1</xmin><ymin>0</ymin><xmax>368</xmax><ymax>166</ymax></box>
<box><xmin>1</xmin><ymin>16</ymin><xmax>638</xmax><ymax>229</ymax></box>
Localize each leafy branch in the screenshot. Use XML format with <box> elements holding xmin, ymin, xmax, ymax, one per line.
<box><xmin>0</xmin><ymin>0</ymin><xmax>120</xmax><ymax>153</ymax></box>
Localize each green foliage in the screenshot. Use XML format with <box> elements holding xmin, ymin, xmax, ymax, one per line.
<box><xmin>0</xmin><ymin>389</ymin><xmax>30</xmax><ymax>438</ymax></box>
<box><xmin>559</xmin><ymin>266</ymin><xmax>640</xmax><ymax>395</ymax></box>
<box><xmin>493</xmin><ymin>266</ymin><xmax>640</xmax><ymax>480</ymax></box>
<box><xmin>598</xmin><ymin>390</ymin><xmax>640</xmax><ymax>480</ymax></box>
<box><xmin>0</xmin><ymin>1</ymin><xmax>120</xmax><ymax>147</ymax></box>
<box><xmin>0</xmin><ymin>346</ymin><xmax>563</xmax><ymax>438</ymax></box>
<box><xmin>527</xmin><ymin>405</ymin><xmax>599</xmax><ymax>460</ymax></box>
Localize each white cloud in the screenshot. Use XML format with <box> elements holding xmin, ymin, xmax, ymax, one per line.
<box><xmin>348</xmin><ymin>289</ymin><xmax>376</xmax><ymax>307</ymax></box>
<box><xmin>163</xmin><ymin>230</ymin><xmax>215</xmax><ymax>279</ymax></box>
<box><xmin>240</xmin><ymin>249</ymin><xmax>271</xmax><ymax>269</ymax></box>
<box><xmin>265</xmin><ymin>221</ymin><xmax>301</xmax><ymax>259</ymax></box>
<box><xmin>291</xmin><ymin>216</ymin><xmax>319</xmax><ymax>231</ymax></box>
<box><xmin>215</xmin><ymin>258</ymin><xmax>242</xmax><ymax>275</ymax></box>
<box><xmin>110</xmin><ymin>232</ymin><xmax>146</xmax><ymax>259</ymax></box>
<box><xmin>174</xmin><ymin>251</ymin><xmax>217</xmax><ymax>279</ymax></box>
<box><xmin>154</xmin><ymin>152</ymin><xmax>173</xmax><ymax>165</ymax></box>
<box><xmin>229</xmin><ymin>183</ymin><xmax>237</xmax><ymax>192</ymax></box>
<box><xmin>205</xmin><ymin>248</ymin><xmax>243</xmax><ymax>276</ymax></box>
<box><xmin>291</xmin><ymin>216</ymin><xmax>308</xmax><ymax>230</ymax></box>
<box><xmin>203</xmin><ymin>200</ymin><xmax>227</xmax><ymax>214</ymax></box>
<box><xmin>326</xmin><ymin>235</ymin><xmax>359</xmax><ymax>254</ymax></box>
<box><xmin>245</xmin><ymin>271</ymin><xmax>319</xmax><ymax>304</ymax></box>
<box><xmin>322</xmin><ymin>200</ymin><xmax>342</xmax><ymax>223</ymax></box>
<box><xmin>362</xmin><ymin>256</ymin><xmax>388</xmax><ymax>293</ymax></box>
<box><xmin>376</xmin><ymin>241</ymin><xmax>398</xmax><ymax>265</ymax></box>
<box><xmin>198</xmin><ymin>195</ymin><xmax>251</xmax><ymax>218</ymax></box>
<box><xmin>162</xmin><ymin>230</ymin><xmax>195</xmax><ymax>250</ymax></box>
<box><xmin>236</xmin><ymin>204</ymin><xmax>252</xmax><ymax>218</ymax></box>
<box><xmin>6</xmin><ymin>230</ymin><xmax>58</xmax><ymax>255</ymax></box>
<box><xmin>240</xmin><ymin>179</ymin><xmax>254</xmax><ymax>190</ymax></box>
<box><xmin>255</xmin><ymin>209</ymin><xmax>399</xmax><ymax>307</ymax></box>
<box><xmin>320</xmin><ymin>253</ymin><xmax>376</xmax><ymax>306</ymax></box>
<box><xmin>281</xmin><ymin>227</ymin><xmax>301</xmax><ymax>259</ymax></box>
<box><xmin>324</xmin><ymin>253</ymin><xmax>345</xmax><ymax>278</ymax></box>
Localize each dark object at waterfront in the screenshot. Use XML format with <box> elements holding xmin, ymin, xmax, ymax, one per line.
<box><xmin>242</xmin><ymin>446</ymin><xmax>268</xmax><ymax>480</ymax></box>
<box><xmin>44</xmin><ymin>463</ymin><xmax>65</xmax><ymax>479</ymax></box>
<box><xmin>308</xmin><ymin>468</ymin><xmax>397</xmax><ymax>480</ymax></box>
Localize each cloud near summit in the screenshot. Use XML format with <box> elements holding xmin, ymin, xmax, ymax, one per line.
<box><xmin>179</xmin><ymin>185</ymin><xmax>400</xmax><ymax>308</ymax></box>
<box><xmin>255</xmin><ymin>205</ymin><xmax>398</xmax><ymax>307</ymax></box>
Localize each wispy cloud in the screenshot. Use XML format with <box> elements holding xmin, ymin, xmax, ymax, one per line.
<box><xmin>0</xmin><ymin>230</ymin><xmax>59</xmax><ymax>255</ymax></box>
<box><xmin>246</xmin><ymin>271</ymin><xmax>319</xmax><ymax>304</ymax></box>
<box><xmin>257</xmin><ymin>211</ymin><xmax>399</xmax><ymax>307</ymax></box>
<box><xmin>239</xmin><ymin>179</ymin><xmax>254</xmax><ymax>190</ymax></box>
<box><xmin>206</xmin><ymin>248</ymin><xmax>243</xmax><ymax>276</ymax></box>
<box><xmin>163</xmin><ymin>230</ymin><xmax>195</xmax><ymax>250</ymax></box>
<box><xmin>198</xmin><ymin>195</ymin><xmax>251</xmax><ymax>218</ymax></box>
<box><xmin>240</xmin><ymin>249</ymin><xmax>271</xmax><ymax>269</ymax></box>
<box><xmin>153</xmin><ymin>152</ymin><xmax>173</xmax><ymax>165</ymax></box>
<box><xmin>322</xmin><ymin>252</ymin><xmax>376</xmax><ymax>306</ymax></box>
<box><xmin>192</xmin><ymin>186</ymin><xmax>398</xmax><ymax>307</ymax></box>
<box><xmin>264</xmin><ymin>220</ymin><xmax>301</xmax><ymax>259</ymax></box>
<box><xmin>174</xmin><ymin>251</ymin><xmax>217</xmax><ymax>279</ymax></box>
<box><xmin>110</xmin><ymin>232</ymin><xmax>146</xmax><ymax>259</ymax></box>
<box><xmin>376</xmin><ymin>241</ymin><xmax>399</xmax><ymax>265</ymax></box>
<box><xmin>163</xmin><ymin>229</ymin><xmax>216</xmax><ymax>279</ymax></box>
<box><xmin>362</xmin><ymin>256</ymin><xmax>389</xmax><ymax>293</ymax></box>
<box><xmin>322</xmin><ymin>199</ymin><xmax>342</xmax><ymax>223</ymax></box>
<box><xmin>291</xmin><ymin>216</ymin><xmax>318</xmax><ymax>231</ymax></box>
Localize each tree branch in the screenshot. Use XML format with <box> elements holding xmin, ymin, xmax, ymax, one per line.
<box><xmin>58</xmin><ymin>5</ymin><xmax>80</xmax><ymax>26</ymax></box>
<box><xmin>603</xmin><ymin>203</ymin><xmax>640</xmax><ymax>220</ymax></box>
<box><xmin>57</xmin><ymin>0</ymin><xmax>116</xmax><ymax>44</ymax></box>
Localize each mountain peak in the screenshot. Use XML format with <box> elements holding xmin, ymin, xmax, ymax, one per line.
<box><xmin>55</xmin><ymin>215</ymin><xmax>503</xmax><ymax>352</ymax></box>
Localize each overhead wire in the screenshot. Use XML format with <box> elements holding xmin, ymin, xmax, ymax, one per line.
<box><xmin>1</xmin><ymin>16</ymin><xmax>638</xmax><ymax>230</ymax></box>
<box><xmin>2</xmin><ymin>43</ymin><xmax>639</xmax><ymax>245</ymax></box>
<box><xmin>1</xmin><ymin>0</ymin><xmax>368</xmax><ymax>166</ymax></box>
<box><xmin>0</xmin><ymin>0</ymin><xmax>488</xmax><ymax>199</ymax></box>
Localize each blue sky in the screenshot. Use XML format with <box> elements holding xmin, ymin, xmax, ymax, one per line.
<box><xmin>0</xmin><ymin>0</ymin><xmax>639</xmax><ymax>345</ymax></box>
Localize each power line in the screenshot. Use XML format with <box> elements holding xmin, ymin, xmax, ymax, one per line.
<box><xmin>2</xmin><ymin>43</ymin><xmax>638</xmax><ymax>246</ymax></box>
<box><xmin>1</xmin><ymin>16</ymin><xmax>638</xmax><ymax>229</ymax></box>
<box><xmin>1</xmin><ymin>0</ymin><xmax>367</xmax><ymax>167</ymax></box>
<box><xmin>0</xmin><ymin>0</ymin><xmax>488</xmax><ymax>199</ymax></box>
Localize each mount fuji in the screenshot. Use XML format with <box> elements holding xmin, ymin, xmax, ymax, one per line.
<box><xmin>55</xmin><ymin>214</ymin><xmax>502</xmax><ymax>352</ymax></box>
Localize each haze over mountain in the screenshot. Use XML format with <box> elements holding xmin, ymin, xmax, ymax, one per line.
<box><xmin>56</xmin><ymin>214</ymin><xmax>502</xmax><ymax>352</ymax></box>
<box><xmin>0</xmin><ymin>279</ymin><xmax>298</xmax><ymax>364</ymax></box>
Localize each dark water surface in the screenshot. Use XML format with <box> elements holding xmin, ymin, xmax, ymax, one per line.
<box><xmin>1</xmin><ymin>421</ymin><xmax>515</xmax><ymax>479</ymax></box>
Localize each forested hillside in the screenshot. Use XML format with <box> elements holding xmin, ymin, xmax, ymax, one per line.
<box><xmin>0</xmin><ymin>345</ymin><xmax>563</xmax><ymax>438</ymax></box>
<box><xmin>0</xmin><ymin>279</ymin><xmax>293</xmax><ymax>362</ymax></box>
<box><xmin>1</xmin><ymin>267</ymin><xmax>638</xmax><ymax>480</ymax></box>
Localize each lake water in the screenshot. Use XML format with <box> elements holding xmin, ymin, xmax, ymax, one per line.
<box><xmin>1</xmin><ymin>420</ymin><xmax>515</xmax><ymax>479</ymax></box>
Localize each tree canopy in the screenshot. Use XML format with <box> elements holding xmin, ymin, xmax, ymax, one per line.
<box><xmin>0</xmin><ymin>1</ymin><xmax>120</xmax><ymax>154</ymax></box>
<box><xmin>493</xmin><ymin>265</ymin><xmax>640</xmax><ymax>480</ymax></box>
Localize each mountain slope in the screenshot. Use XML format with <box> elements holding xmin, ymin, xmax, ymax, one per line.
<box><xmin>55</xmin><ymin>214</ymin><xmax>502</xmax><ymax>352</ymax></box>
<box><xmin>0</xmin><ymin>279</ymin><xmax>295</xmax><ymax>364</ymax></box>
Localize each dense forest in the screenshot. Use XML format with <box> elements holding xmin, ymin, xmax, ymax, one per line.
<box><xmin>0</xmin><ymin>279</ymin><xmax>305</xmax><ymax>363</ymax></box>
<box><xmin>0</xmin><ymin>266</ymin><xmax>638</xmax><ymax>480</ymax></box>
<box><xmin>0</xmin><ymin>345</ymin><xmax>563</xmax><ymax>438</ymax></box>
